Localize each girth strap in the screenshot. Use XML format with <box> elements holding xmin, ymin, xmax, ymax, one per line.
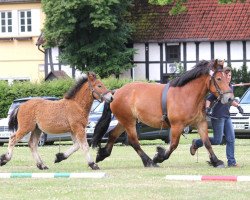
<box><xmin>161</xmin><ymin>83</ymin><xmax>171</xmax><ymax>127</ymax></box>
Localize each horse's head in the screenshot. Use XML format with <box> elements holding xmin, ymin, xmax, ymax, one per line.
<box><xmin>87</xmin><ymin>72</ymin><xmax>113</xmax><ymax>103</ymax></box>
<box><xmin>208</xmin><ymin>59</ymin><xmax>234</xmax><ymax>104</ymax></box>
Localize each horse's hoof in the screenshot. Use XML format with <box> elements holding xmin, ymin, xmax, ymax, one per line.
<box><xmin>37</xmin><ymin>163</ymin><xmax>49</xmax><ymax>170</ymax></box>
<box><xmin>89</xmin><ymin>162</ymin><xmax>100</xmax><ymax>170</ymax></box>
<box><xmin>96</xmin><ymin>148</ymin><xmax>110</xmax><ymax>163</ymax></box>
<box><xmin>0</xmin><ymin>154</ymin><xmax>8</xmax><ymax>166</ymax></box>
<box><xmin>216</xmin><ymin>164</ymin><xmax>225</xmax><ymax>168</ymax></box>
<box><xmin>55</xmin><ymin>153</ymin><xmax>66</xmax><ymax>163</ymax></box>
<box><xmin>144</xmin><ymin>159</ymin><xmax>160</xmax><ymax>167</ymax></box>
<box><xmin>208</xmin><ymin>159</ymin><xmax>225</xmax><ymax>168</ymax></box>
<box><xmin>146</xmin><ymin>162</ymin><xmax>160</xmax><ymax>168</ymax></box>
<box><xmin>152</xmin><ymin>146</ymin><xmax>166</xmax><ymax>164</ymax></box>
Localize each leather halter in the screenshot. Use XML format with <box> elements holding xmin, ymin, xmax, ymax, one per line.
<box><xmin>88</xmin><ymin>81</ymin><xmax>110</xmax><ymax>102</ymax></box>
<box><xmin>210</xmin><ymin>69</ymin><xmax>233</xmax><ymax>100</ymax></box>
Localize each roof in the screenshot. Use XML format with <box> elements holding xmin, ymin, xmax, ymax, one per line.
<box><xmin>45</xmin><ymin>70</ymin><xmax>70</xmax><ymax>81</ymax></box>
<box><xmin>132</xmin><ymin>0</ymin><xmax>250</xmax><ymax>43</ymax></box>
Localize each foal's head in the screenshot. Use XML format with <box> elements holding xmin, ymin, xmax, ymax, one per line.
<box><xmin>208</xmin><ymin>59</ymin><xmax>234</xmax><ymax>104</ymax></box>
<box><xmin>87</xmin><ymin>72</ymin><xmax>113</xmax><ymax>103</ymax></box>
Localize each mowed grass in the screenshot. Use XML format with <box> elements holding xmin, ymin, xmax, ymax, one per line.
<box><xmin>1</xmin><ymin>133</ymin><xmax>250</xmax><ymax>200</ymax></box>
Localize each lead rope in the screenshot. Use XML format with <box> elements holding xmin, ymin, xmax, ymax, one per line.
<box><xmin>58</xmin><ymin>136</ymin><xmax>61</xmax><ymax>153</ymax></box>
<box><xmin>196</xmin><ymin>149</ymin><xmax>199</xmax><ymax>163</ymax></box>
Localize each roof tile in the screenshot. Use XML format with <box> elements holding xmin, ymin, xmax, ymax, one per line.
<box><xmin>132</xmin><ymin>0</ymin><xmax>250</xmax><ymax>42</ymax></box>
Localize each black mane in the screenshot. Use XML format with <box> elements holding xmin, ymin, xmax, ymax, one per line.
<box><xmin>64</xmin><ymin>76</ymin><xmax>88</xmax><ymax>99</ymax></box>
<box><xmin>170</xmin><ymin>60</ymin><xmax>211</xmax><ymax>87</ymax></box>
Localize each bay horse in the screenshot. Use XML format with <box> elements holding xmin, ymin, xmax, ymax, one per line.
<box><xmin>91</xmin><ymin>60</ymin><xmax>234</xmax><ymax>168</ymax></box>
<box><xmin>0</xmin><ymin>72</ymin><xmax>113</xmax><ymax>170</ymax></box>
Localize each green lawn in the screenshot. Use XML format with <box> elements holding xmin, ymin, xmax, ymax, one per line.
<box><xmin>1</xmin><ymin>134</ymin><xmax>250</xmax><ymax>200</ymax></box>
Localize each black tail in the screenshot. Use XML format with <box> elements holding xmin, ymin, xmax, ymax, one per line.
<box><xmin>90</xmin><ymin>102</ymin><xmax>112</xmax><ymax>148</ymax></box>
<box><xmin>8</xmin><ymin>106</ymin><xmax>19</xmax><ymax>132</ymax></box>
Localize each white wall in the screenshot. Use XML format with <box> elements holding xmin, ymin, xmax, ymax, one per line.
<box><xmin>149</xmin><ymin>43</ymin><xmax>160</xmax><ymax>61</ymax></box>
<box><xmin>149</xmin><ymin>63</ymin><xmax>160</xmax><ymax>80</ymax></box>
<box><xmin>133</xmin><ymin>63</ymin><xmax>146</xmax><ymax>80</ymax></box>
<box><xmin>214</xmin><ymin>42</ymin><xmax>227</xmax><ymax>60</ymax></box>
<box><xmin>199</xmin><ymin>42</ymin><xmax>211</xmax><ymax>60</ymax></box>
<box><xmin>132</xmin><ymin>40</ymin><xmax>250</xmax><ymax>81</ymax></box>
<box><xmin>186</xmin><ymin>42</ymin><xmax>196</xmax><ymax>61</ymax></box>
<box><xmin>134</xmin><ymin>43</ymin><xmax>145</xmax><ymax>62</ymax></box>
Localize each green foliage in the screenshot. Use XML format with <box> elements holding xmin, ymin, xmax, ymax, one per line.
<box><xmin>149</xmin><ymin>0</ymin><xmax>245</xmax><ymax>15</ymax></box>
<box><xmin>219</xmin><ymin>0</ymin><xmax>246</xmax><ymax>4</ymax></box>
<box><xmin>0</xmin><ymin>79</ymin><xmax>74</xmax><ymax>118</ymax></box>
<box><xmin>102</xmin><ymin>76</ymin><xmax>132</xmax><ymax>90</ymax></box>
<box><xmin>231</xmin><ymin>65</ymin><xmax>250</xmax><ymax>98</ymax></box>
<box><xmin>42</xmin><ymin>0</ymin><xmax>135</xmax><ymax>78</ymax></box>
<box><xmin>0</xmin><ymin>77</ymin><xmax>132</xmax><ymax>118</ymax></box>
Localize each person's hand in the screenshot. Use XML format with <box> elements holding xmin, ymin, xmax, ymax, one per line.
<box><xmin>237</xmin><ymin>106</ymin><xmax>244</xmax><ymax>114</ymax></box>
<box><xmin>205</xmin><ymin>107</ymin><xmax>212</xmax><ymax>116</ymax></box>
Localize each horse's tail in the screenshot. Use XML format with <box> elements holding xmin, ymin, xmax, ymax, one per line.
<box><xmin>8</xmin><ymin>106</ymin><xmax>19</xmax><ymax>132</ymax></box>
<box><xmin>90</xmin><ymin>102</ymin><xmax>112</xmax><ymax>148</ymax></box>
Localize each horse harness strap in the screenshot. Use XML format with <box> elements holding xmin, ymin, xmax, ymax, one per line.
<box><xmin>161</xmin><ymin>83</ymin><xmax>171</xmax><ymax>127</ymax></box>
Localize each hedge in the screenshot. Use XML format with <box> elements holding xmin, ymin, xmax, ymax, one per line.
<box><xmin>0</xmin><ymin>77</ymin><xmax>132</xmax><ymax>119</ymax></box>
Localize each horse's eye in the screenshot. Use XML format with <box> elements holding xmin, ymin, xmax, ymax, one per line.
<box><xmin>216</xmin><ymin>77</ymin><xmax>222</xmax><ymax>81</ymax></box>
<box><xmin>98</xmin><ymin>85</ymin><xmax>102</xmax><ymax>88</ymax></box>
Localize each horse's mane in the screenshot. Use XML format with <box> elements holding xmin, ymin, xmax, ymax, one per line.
<box><xmin>64</xmin><ymin>76</ymin><xmax>88</xmax><ymax>99</ymax></box>
<box><xmin>170</xmin><ymin>60</ymin><xmax>211</xmax><ymax>87</ymax></box>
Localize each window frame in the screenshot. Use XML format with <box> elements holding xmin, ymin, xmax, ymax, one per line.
<box><xmin>0</xmin><ymin>11</ymin><xmax>12</xmax><ymax>33</ymax></box>
<box><xmin>18</xmin><ymin>10</ymin><xmax>32</xmax><ymax>34</ymax></box>
<box><xmin>166</xmin><ymin>45</ymin><xmax>180</xmax><ymax>63</ymax></box>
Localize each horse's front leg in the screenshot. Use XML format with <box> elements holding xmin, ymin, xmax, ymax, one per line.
<box><xmin>54</xmin><ymin>134</ymin><xmax>80</xmax><ymax>163</ymax></box>
<box><xmin>197</xmin><ymin>121</ymin><xmax>225</xmax><ymax>168</ymax></box>
<box><xmin>75</xmin><ymin>127</ymin><xmax>99</xmax><ymax>170</ymax></box>
<box><xmin>126</xmin><ymin>124</ymin><xmax>158</xmax><ymax>167</ymax></box>
<box><xmin>96</xmin><ymin>123</ymin><xmax>124</xmax><ymax>163</ymax></box>
<box><xmin>153</xmin><ymin>126</ymin><xmax>182</xmax><ymax>164</ymax></box>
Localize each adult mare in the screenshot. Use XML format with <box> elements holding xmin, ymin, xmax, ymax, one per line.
<box><xmin>91</xmin><ymin>60</ymin><xmax>234</xmax><ymax>168</ymax></box>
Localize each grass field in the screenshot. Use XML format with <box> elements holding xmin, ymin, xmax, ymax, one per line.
<box><xmin>1</xmin><ymin>134</ymin><xmax>250</xmax><ymax>200</ymax></box>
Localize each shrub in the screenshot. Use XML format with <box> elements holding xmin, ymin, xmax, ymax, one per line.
<box><xmin>0</xmin><ymin>77</ymin><xmax>132</xmax><ymax>118</ymax></box>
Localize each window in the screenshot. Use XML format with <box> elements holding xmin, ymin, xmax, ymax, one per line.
<box><xmin>0</xmin><ymin>11</ymin><xmax>12</xmax><ymax>33</ymax></box>
<box><xmin>166</xmin><ymin>45</ymin><xmax>180</xmax><ymax>63</ymax></box>
<box><xmin>19</xmin><ymin>10</ymin><xmax>32</xmax><ymax>33</ymax></box>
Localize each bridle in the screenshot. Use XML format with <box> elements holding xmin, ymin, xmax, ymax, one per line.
<box><xmin>88</xmin><ymin>81</ymin><xmax>111</xmax><ymax>102</ymax></box>
<box><xmin>209</xmin><ymin>69</ymin><xmax>233</xmax><ymax>101</ymax></box>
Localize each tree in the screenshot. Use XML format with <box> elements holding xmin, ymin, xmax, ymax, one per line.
<box><xmin>42</xmin><ymin>0</ymin><xmax>135</xmax><ymax>78</ymax></box>
<box><xmin>231</xmin><ymin>65</ymin><xmax>250</xmax><ymax>97</ymax></box>
<box><xmin>149</xmin><ymin>0</ymin><xmax>246</xmax><ymax>14</ymax></box>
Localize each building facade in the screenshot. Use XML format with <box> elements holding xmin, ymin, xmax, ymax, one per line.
<box><xmin>130</xmin><ymin>0</ymin><xmax>250</xmax><ymax>83</ymax></box>
<box><xmin>0</xmin><ymin>0</ymin><xmax>80</xmax><ymax>83</ymax></box>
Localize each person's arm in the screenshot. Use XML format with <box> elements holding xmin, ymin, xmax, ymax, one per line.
<box><xmin>205</xmin><ymin>99</ymin><xmax>212</xmax><ymax>115</ymax></box>
<box><xmin>231</xmin><ymin>100</ymin><xmax>244</xmax><ymax>114</ymax></box>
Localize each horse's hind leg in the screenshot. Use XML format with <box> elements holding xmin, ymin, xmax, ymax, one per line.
<box><xmin>0</xmin><ymin>129</ymin><xmax>30</xmax><ymax>166</ymax></box>
<box><xmin>126</xmin><ymin>125</ymin><xmax>158</xmax><ymax>167</ymax></box>
<box><xmin>55</xmin><ymin>134</ymin><xmax>80</xmax><ymax>163</ymax></box>
<box><xmin>29</xmin><ymin>129</ymin><xmax>48</xmax><ymax>170</ymax></box>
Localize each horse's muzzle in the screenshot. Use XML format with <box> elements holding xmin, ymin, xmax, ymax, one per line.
<box><xmin>103</xmin><ymin>93</ymin><xmax>113</xmax><ymax>103</ymax></box>
<box><xmin>221</xmin><ymin>93</ymin><xmax>234</xmax><ymax>104</ymax></box>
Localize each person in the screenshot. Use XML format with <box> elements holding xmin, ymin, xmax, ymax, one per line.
<box><xmin>190</xmin><ymin>67</ymin><xmax>244</xmax><ymax>167</ymax></box>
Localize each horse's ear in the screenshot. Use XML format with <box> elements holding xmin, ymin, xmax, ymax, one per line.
<box><xmin>211</xmin><ymin>59</ymin><xmax>218</xmax><ymax>71</ymax></box>
<box><xmin>87</xmin><ymin>72</ymin><xmax>97</xmax><ymax>81</ymax></box>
